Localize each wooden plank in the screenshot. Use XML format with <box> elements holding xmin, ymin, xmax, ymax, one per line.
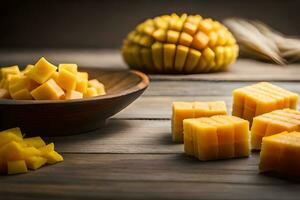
<box><xmin>1</xmin><ymin>153</ymin><xmax>299</xmax><ymax>200</ymax></box>
<box><xmin>46</xmin><ymin>119</ymin><xmax>179</xmax><ymax>154</ymax></box>
<box><xmin>1</xmin><ymin>50</ymin><xmax>300</xmax><ymax>81</ymax></box>
<box><xmin>144</xmin><ymin>81</ymin><xmax>300</xmax><ymax>96</ymax></box>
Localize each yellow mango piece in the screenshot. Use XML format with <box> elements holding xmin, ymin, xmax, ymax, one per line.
<box><xmin>65</xmin><ymin>90</ymin><xmax>83</xmax><ymax>100</ymax></box>
<box><xmin>251</xmin><ymin>109</ymin><xmax>300</xmax><ymax>150</ymax></box>
<box><xmin>84</xmin><ymin>87</ymin><xmax>98</xmax><ymax>98</ymax></box>
<box><xmin>163</xmin><ymin>44</ymin><xmax>176</xmax><ymax>72</ymax></box>
<box><xmin>1</xmin><ymin>65</ymin><xmax>20</xmax><ymax>78</ymax></box>
<box><xmin>174</xmin><ymin>45</ymin><xmax>189</xmax><ymax>72</ymax></box>
<box><xmin>7</xmin><ymin>160</ymin><xmax>28</xmax><ymax>174</ymax></box>
<box><xmin>57</xmin><ymin>69</ymin><xmax>77</xmax><ymax>91</ymax></box>
<box><xmin>31</xmin><ymin>79</ymin><xmax>65</xmax><ymax>100</ymax></box>
<box><xmin>58</xmin><ymin>64</ymin><xmax>78</xmax><ymax>74</ymax></box>
<box><xmin>167</xmin><ymin>30</ymin><xmax>180</xmax><ymax>44</ymax></box>
<box><xmin>172</xmin><ymin>102</ymin><xmax>194</xmax><ymax>143</ymax></box>
<box><xmin>183</xmin><ymin>22</ymin><xmax>198</xmax><ymax>35</ymax></box>
<box><xmin>26</xmin><ymin>156</ymin><xmax>47</xmax><ymax>170</ymax></box>
<box><xmin>259</xmin><ymin>131</ymin><xmax>300</xmax><ymax>176</ymax></box>
<box><xmin>27</xmin><ymin>57</ymin><xmax>57</xmax><ymax>84</ymax></box>
<box><xmin>184</xmin><ymin>49</ymin><xmax>201</xmax><ymax>73</ymax></box>
<box><xmin>184</xmin><ymin>115</ymin><xmax>250</xmax><ymax>160</ymax></box>
<box><xmin>0</xmin><ymin>132</ymin><xmax>23</xmax><ymax>148</ymax></box>
<box><xmin>153</xmin><ymin>29</ymin><xmax>167</xmax><ymax>42</ymax></box>
<box><xmin>11</xmin><ymin>88</ymin><xmax>33</xmax><ymax>100</ymax></box>
<box><xmin>140</xmin><ymin>48</ymin><xmax>153</xmax><ymax>71</ymax></box>
<box><xmin>44</xmin><ymin>150</ymin><xmax>63</xmax><ymax>164</ymax></box>
<box><xmin>50</xmin><ymin>71</ymin><xmax>59</xmax><ymax>83</ymax></box>
<box><xmin>77</xmin><ymin>72</ymin><xmax>89</xmax><ymax>81</ymax></box>
<box><xmin>88</xmin><ymin>79</ymin><xmax>106</xmax><ymax>95</ymax></box>
<box><xmin>22</xmin><ymin>146</ymin><xmax>42</xmax><ymax>158</ymax></box>
<box><xmin>0</xmin><ymin>88</ymin><xmax>9</xmax><ymax>99</ymax></box>
<box><xmin>178</xmin><ymin>32</ymin><xmax>193</xmax><ymax>47</ymax></box>
<box><xmin>9</xmin><ymin>76</ymin><xmax>39</xmax><ymax>94</ymax></box>
<box><xmin>232</xmin><ymin>82</ymin><xmax>298</xmax><ymax>123</ymax></box>
<box><xmin>39</xmin><ymin>143</ymin><xmax>55</xmax><ymax>154</ymax></box>
<box><xmin>192</xmin><ymin>32</ymin><xmax>209</xmax><ymax>49</ymax></box>
<box><xmin>0</xmin><ymin>141</ymin><xmax>24</xmax><ymax>161</ymax></box>
<box><xmin>151</xmin><ymin>42</ymin><xmax>164</xmax><ymax>71</ymax></box>
<box><xmin>0</xmin><ymin>127</ymin><xmax>23</xmax><ymax>138</ymax></box>
<box><xmin>24</xmin><ymin>136</ymin><xmax>46</xmax><ymax>148</ymax></box>
<box><xmin>22</xmin><ymin>64</ymin><xmax>34</xmax><ymax>75</ymax></box>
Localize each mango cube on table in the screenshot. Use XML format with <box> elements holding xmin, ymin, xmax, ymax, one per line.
<box><xmin>259</xmin><ymin>131</ymin><xmax>300</xmax><ymax>177</ymax></box>
<box><xmin>183</xmin><ymin>115</ymin><xmax>250</xmax><ymax>161</ymax></box>
<box><xmin>232</xmin><ymin>82</ymin><xmax>298</xmax><ymax>124</ymax></box>
<box><xmin>27</xmin><ymin>57</ymin><xmax>57</xmax><ymax>84</ymax></box>
<box><xmin>172</xmin><ymin>101</ymin><xmax>227</xmax><ymax>143</ymax></box>
<box><xmin>251</xmin><ymin>109</ymin><xmax>300</xmax><ymax>150</ymax></box>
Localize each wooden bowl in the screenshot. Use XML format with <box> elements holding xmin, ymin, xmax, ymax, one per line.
<box><xmin>0</xmin><ymin>68</ymin><xmax>149</xmax><ymax>136</ymax></box>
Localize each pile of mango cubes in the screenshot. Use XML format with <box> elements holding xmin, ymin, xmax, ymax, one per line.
<box><xmin>0</xmin><ymin>57</ymin><xmax>106</xmax><ymax>100</ymax></box>
<box><xmin>172</xmin><ymin>82</ymin><xmax>300</xmax><ymax>177</ymax></box>
<box><xmin>0</xmin><ymin>127</ymin><xmax>63</xmax><ymax>175</ymax></box>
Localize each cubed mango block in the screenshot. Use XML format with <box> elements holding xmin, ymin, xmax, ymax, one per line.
<box><xmin>1</xmin><ymin>65</ymin><xmax>20</xmax><ymax>78</ymax></box>
<box><xmin>24</xmin><ymin>137</ymin><xmax>46</xmax><ymax>148</ymax></box>
<box><xmin>251</xmin><ymin>109</ymin><xmax>300</xmax><ymax>150</ymax></box>
<box><xmin>172</xmin><ymin>101</ymin><xmax>227</xmax><ymax>143</ymax></box>
<box><xmin>57</xmin><ymin>69</ymin><xmax>77</xmax><ymax>91</ymax></box>
<box><xmin>58</xmin><ymin>64</ymin><xmax>78</xmax><ymax>74</ymax></box>
<box><xmin>84</xmin><ymin>87</ymin><xmax>98</xmax><ymax>98</ymax></box>
<box><xmin>31</xmin><ymin>79</ymin><xmax>65</xmax><ymax>100</ymax></box>
<box><xmin>26</xmin><ymin>156</ymin><xmax>47</xmax><ymax>170</ymax></box>
<box><xmin>7</xmin><ymin>160</ymin><xmax>28</xmax><ymax>174</ymax></box>
<box><xmin>88</xmin><ymin>79</ymin><xmax>106</xmax><ymax>95</ymax></box>
<box><xmin>232</xmin><ymin>82</ymin><xmax>298</xmax><ymax>124</ymax></box>
<box><xmin>183</xmin><ymin>115</ymin><xmax>250</xmax><ymax>161</ymax></box>
<box><xmin>27</xmin><ymin>57</ymin><xmax>57</xmax><ymax>84</ymax></box>
<box><xmin>65</xmin><ymin>90</ymin><xmax>83</xmax><ymax>100</ymax></box>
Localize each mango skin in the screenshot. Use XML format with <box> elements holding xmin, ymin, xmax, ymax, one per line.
<box><xmin>122</xmin><ymin>13</ymin><xmax>238</xmax><ymax>74</ymax></box>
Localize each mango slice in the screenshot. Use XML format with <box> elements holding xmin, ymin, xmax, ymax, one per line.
<box><xmin>122</xmin><ymin>13</ymin><xmax>238</xmax><ymax>74</ymax></box>
<box><xmin>0</xmin><ymin>127</ymin><xmax>63</xmax><ymax>175</ymax></box>
<box><xmin>27</xmin><ymin>57</ymin><xmax>57</xmax><ymax>84</ymax></box>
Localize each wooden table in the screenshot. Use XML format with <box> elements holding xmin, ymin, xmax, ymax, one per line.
<box><xmin>1</xmin><ymin>50</ymin><xmax>300</xmax><ymax>200</ymax></box>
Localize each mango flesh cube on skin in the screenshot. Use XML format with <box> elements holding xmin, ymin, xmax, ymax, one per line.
<box><xmin>232</xmin><ymin>82</ymin><xmax>298</xmax><ymax>124</ymax></box>
<box><xmin>31</xmin><ymin>79</ymin><xmax>65</xmax><ymax>100</ymax></box>
<box><xmin>259</xmin><ymin>131</ymin><xmax>300</xmax><ymax>177</ymax></box>
<box><xmin>57</xmin><ymin>69</ymin><xmax>77</xmax><ymax>91</ymax></box>
<box><xmin>1</xmin><ymin>65</ymin><xmax>20</xmax><ymax>78</ymax></box>
<box><xmin>58</xmin><ymin>64</ymin><xmax>78</xmax><ymax>74</ymax></box>
<box><xmin>183</xmin><ymin>115</ymin><xmax>250</xmax><ymax>161</ymax></box>
<box><xmin>27</xmin><ymin>57</ymin><xmax>57</xmax><ymax>84</ymax></box>
<box><xmin>88</xmin><ymin>79</ymin><xmax>106</xmax><ymax>95</ymax></box>
<box><xmin>251</xmin><ymin>109</ymin><xmax>300</xmax><ymax>150</ymax></box>
<box><xmin>172</xmin><ymin>101</ymin><xmax>227</xmax><ymax>143</ymax></box>
<box><xmin>7</xmin><ymin>160</ymin><xmax>28</xmax><ymax>174</ymax></box>
<box><xmin>65</xmin><ymin>90</ymin><xmax>83</xmax><ymax>100</ymax></box>
<box><xmin>24</xmin><ymin>137</ymin><xmax>46</xmax><ymax>148</ymax></box>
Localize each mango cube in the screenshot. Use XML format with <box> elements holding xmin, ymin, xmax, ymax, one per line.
<box><xmin>65</xmin><ymin>90</ymin><xmax>83</xmax><ymax>100</ymax></box>
<box><xmin>39</xmin><ymin>143</ymin><xmax>54</xmax><ymax>154</ymax></box>
<box><xmin>0</xmin><ymin>88</ymin><xmax>9</xmax><ymax>99</ymax></box>
<box><xmin>183</xmin><ymin>115</ymin><xmax>250</xmax><ymax>161</ymax></box>
<box><xmin>251</xmin><ymin>109</ymin><xmax>300</xmax><ymax>150</ymax></box>
<box><xmin>1</xmin><ymin>65</ymin><xmax>20</xmax><ymax>78</ymax></box>
<box><xmin>24</xmin><ymin>136</ymin><xmax>46</xmax><ymax>148</ymax></box>
<box><xmin>26</xmin><ymin>156</ymin><xmax>47</xmax><ymax>170</ymax></box>
<box><xmin>31</xmin><ymin>79</ymin><xmax>65</xmax><ymax>100</ymax></box>
<box><xmin>57</xmin><ymin>69</ymin><xmax>77</xmax><ymax>91</ymax></box>
<box><xmin>172</xmin><ymin>101</ymin><xmax>227</xmax><ymax>143</ymax></box>
<box><xmin>58</xmin><ymin>64</ymin><xmax>78</xmax><ymax>74</ymax></box>
<box><xmin>7</xmin><ymin>160</ymin><xmax>28</xmax><ymax>174</ymax></box>
<box><xmin>88</xmin><ymin>79</ymin><xmax>106</xmax><ymax>95</ymax></box>
<box><xmin>27</xmin><ymin>57</ymin><xmax>57</xmax><ymax>84</ymax></box>
<box><xmin>0</xmin><ymin>141</ymin><xmax>24</xmax><ymax>161</ymax></box>
<box><xmin>22</xmin><ymin>64</ymin><xmax>34</xmax><ymax>75</ymax></box>
<box><xmin>232</xmin><ymin>82</ymin><xmax>298</xmax><ymax>124</ymax></box>
<box><xmin>84</xmin><ymin>87</ymin><xmax>98</xmax><ymax>98</ymax></box>
<box><xmin>259</xmin><ymin>131</ymin><xmax>300</xmax><ymax>176</ymax></box>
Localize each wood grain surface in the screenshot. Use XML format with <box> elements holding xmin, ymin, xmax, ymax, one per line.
<box><xmin>1</xmin><ymin>51</ymin><xmax>300</xmax><ymax>200</ymax></box>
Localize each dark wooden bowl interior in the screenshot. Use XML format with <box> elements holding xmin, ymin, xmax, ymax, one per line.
<box><xmin>0</xmin><ymin>68</ymin><xmax>149</xmax><ymax>136</ymax></box>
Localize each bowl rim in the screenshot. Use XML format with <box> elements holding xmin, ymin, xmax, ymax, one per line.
<box><xmin>0</xmin><ymin>70</ymin><xmax>149</xmax><ymax>105</ymax></box>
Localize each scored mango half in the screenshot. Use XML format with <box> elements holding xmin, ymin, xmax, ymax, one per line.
<box><xmin>122</xmin><ymin>13</ymin><xmax>239</xmax><ymax>74</ymax></box>
<box><xmin>0</xmin><ymin>127</ymin><xmax>63</xmax><ymax>175</ymax></box>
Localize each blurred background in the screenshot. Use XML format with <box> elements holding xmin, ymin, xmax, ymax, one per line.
<box><xmin>1</xmin><ymin>0</ymin><xmax>300</xmax><ymax>50</ymax></box>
